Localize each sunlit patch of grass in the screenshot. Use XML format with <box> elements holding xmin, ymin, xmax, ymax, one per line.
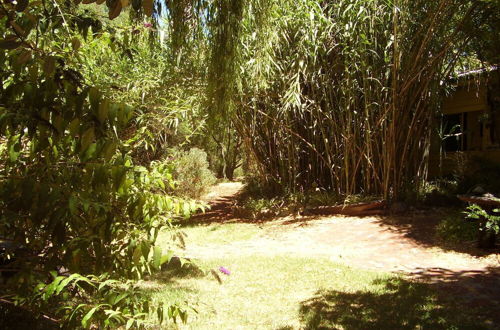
<box><xmin>147</xmin><ymin>255</ymin><xmax>487</xmax><ymax>329</ymax></box>
<box><xmin>149</xmin><ymin>220</ymin><xmax>492</xmax><ymax>329</ymax></box>
<box><xmin>158</xmin><ymin>223</ymin><xmax>264</xmax><ymax>248</ymax></box>
<box><xmin>148</xmin><ymin>256</ymin><xmax>392</xmax><ymax>328</ymax></box>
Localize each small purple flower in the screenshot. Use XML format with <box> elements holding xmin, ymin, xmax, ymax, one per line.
<box><xmin>144</xmin><ymin>23</ymin><xmax>153</xmax><ymax>28</ymax></box>
<box><xmin>219</xmin><ymin>266</ymin><xmax>231</xmax><ymax>275</ymax></box>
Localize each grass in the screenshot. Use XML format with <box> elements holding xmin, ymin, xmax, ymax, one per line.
<box><xmin>145</xmin><ymin>223</ymin><xmax>492</xmax><ymax>329</ymax></box>
<box><xmin>180</xmin><ymin>223</ymin><xmax>263</xmax><ymax>245</ymax></box>
<box><xmin>148</xmin><ymin>256</ymin><xmax>392</xmax><ymax>329</ymax></box>
<box><xmin>156</xmin><ymin>222</ymin><xmax>263</xmax><ymax>250</ymax></box>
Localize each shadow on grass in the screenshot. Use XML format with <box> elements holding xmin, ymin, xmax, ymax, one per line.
<box><xmin>153</xmin><ymin>259</ymin><xmax>207</xmax><ymax>284</ymax></box>
<box><xmin>410</xmin><ymin>266</ymin><xmax>500</xmax><ymax>316</ymax></box>
<box><xmin>298</xmin><ymin>273</ymin><xmax>499</xmax><ymax>330</ymax></box>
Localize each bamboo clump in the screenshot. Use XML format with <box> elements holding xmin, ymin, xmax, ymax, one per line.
<box><xmin>226</xmin><ymin>0</ymin><xmax>482</xmax><ymax>200</ymax></box>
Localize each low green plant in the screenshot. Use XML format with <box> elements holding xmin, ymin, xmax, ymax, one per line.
<box><xmin>6</xmin><ymin>272</ymin><xmax>190</xmax><ymax>329</ymax></box>
<box><xmin>436</xmin><ymin>211</ymin><xmax>478</xmax><ymax>244</ymax></box>
<box><xmin>422</xmin><ymin>180</ymin><xmax>461</xmax><ymax>207</ymax></box>
<box><xmin>235</xmin><ymin>193</ymin><xmax>305</xmax><ymax>219</ymax></box>
<box><xmin>465</xmin><ymin>204</ymin><xmax>500</xmax><ymax>234</ymax></box>
<box><xmin>239</xmin><ymin>197</ymin><xmax>284</xmax><ymax>219</ymax></box>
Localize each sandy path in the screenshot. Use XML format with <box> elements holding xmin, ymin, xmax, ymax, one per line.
<box><xmin>188</xmin><ymin>182</ymin><xmax>499</xmax><ymax>274</ymax></box>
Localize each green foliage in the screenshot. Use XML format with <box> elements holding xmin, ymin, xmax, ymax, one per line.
<box><xmin>8</xmin><ymin>272</ymin><xmax>189</xmax><ymax>329</ymax></box>
<box><xmin>201</xmin><ymin>0</ymin><xmax>499</xmax><ymax>200</ymax></box>
<box><xmin>9</xmin><ymin>272</ymin><xmax>163</xmax><ymax>329</ymax></box>
<box><xmin>436</xmin><ymin>211</ymin><xmax>478</xmax><ymax>243</ymax></box>
<box><xmin>203</xmin><ymin>0</ymin><xmax>246</xmax><ymax>180</ymax></box>
<box><xmin>462</xmin><ymin>0</ymin><xmax>500</xmax><ymax>65</ymax></box>
<box><xmin>237</xmin><ymin>197</ymin><xmax>289</xmax><ymax>219</ymax></box>
<box><xmin>237</xmin><ymin>176</ymin><xmax>386</xmax><ymax>219</ymax></box>
<box><xmin>420</xmin><ymin>180</ymin><xmax>461</xmax><ymax>207</ymax></box>
<box><xmin>465</xmin><ymin>204</ymin><xmax>500</xmax><ymax>234</ymax></box>
<box><xmin>0</xmin><ymin>1</ymin><xmax>202</xmax><ymax>327</ymax></box>
<box><xmin>171</xmin><ymin>148</ymin><xmax>217</xmax><ymax>199</ymax></box>
<box><xmin>78</xmin><ymin>23</ymin><xmax>206</xmax><ymax>165</ymax></box>
<box><xmin>1</xmin><ymin>0</ymin><xmax>499</xmax><ymax>326</ymax></box>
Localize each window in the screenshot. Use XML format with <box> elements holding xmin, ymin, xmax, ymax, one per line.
<box><xmin>442</xmin><ymin>113</ymin><xmax>467</xmax><ymax>152</ymax></box>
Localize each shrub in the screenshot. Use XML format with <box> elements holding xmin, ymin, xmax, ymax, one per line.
<box><xmin>0</xmin><ymin>5</ymin><xmax>203</xmax><ymax>326</ymax></box>
<box><xmin>172</xmin><ymin>148</ymin><xmax>216</xmax><ymax>199</ymax></box>
<box><xmin>465</xmin><ymin>204</ymin><xmax>500</xmax><ymax>235</ymax></box>
<box><xmin>436</xmin><ymin>210</ymin><xmax>478</xmax><ymax>244</ymax></box>
<box><xmin>422</xmin><ymin>180</ymin><xmax>461</xmax><ymax>207</ymax></box>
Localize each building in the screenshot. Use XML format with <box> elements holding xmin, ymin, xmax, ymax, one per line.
<box><xmin>429</xmin><ymin>67</ymin><xmax>500</xmax><ymax>178</ymax></box>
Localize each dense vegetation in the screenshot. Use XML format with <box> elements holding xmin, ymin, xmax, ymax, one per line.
<box><xmin>0</xmin><ymin>1</ymin><xmax>206</xmax><ymax>327</ymax></box>
<box><xmin>0</xmin><ymin>0</ymin><xmax>498</xmax><ymax>328</ymax></box>
<box><xmin>231</xmin><ymin>0</ymin><xmax>499</xmax><ymax>200</ymax></box>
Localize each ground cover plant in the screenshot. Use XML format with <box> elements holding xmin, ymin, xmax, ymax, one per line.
<box><xmin>436</xmin><ymin>210</ymin><xmax>478</xmax><ymax>245</ymax></box>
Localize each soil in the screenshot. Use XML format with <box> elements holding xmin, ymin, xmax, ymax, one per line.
<box><xmin>189</xmin><ymin>182</ymin><xmax>500</xmax><ymax>325</ymax></box>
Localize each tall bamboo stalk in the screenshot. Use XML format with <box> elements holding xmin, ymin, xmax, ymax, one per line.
<box><xmin>228</xmin><ymin>0</ymin><xmax>480</xmax><ymax>199</ymax></box>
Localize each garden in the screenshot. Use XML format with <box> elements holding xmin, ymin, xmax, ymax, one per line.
<box><xmin>0</xmin><ymin>0</ymin><xmax>499</xmax><ymax>329</ymax></box>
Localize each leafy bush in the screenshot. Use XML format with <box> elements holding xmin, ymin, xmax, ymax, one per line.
<box><xmin>172</xmin><ymin>148</ymin><xmax>216</xmax><ymax>199</ymax></box>
<box><xmin>240</xmin><ymin>176</ymin><xmax>286</xmax><ymax>199</ymax></box>
<box><xmin>465</xmin><ymin>204</ymin><xmax>500</xmax><ymax>235</ymax></box>
<box><xmin>233</xmin><ymin>177</ymin><xmax>299</xmax><ymax>219</ymax></box>
<box><xmin>7</xmin><ymin>273</ymin><xmax>190</xmax><ymax>329</ymax></box>
<box><xmin>436</xmin><ymin>211</ymin><xmax>478</xmax><ymax>244</ymax></box>
<box><xmin>235</xmin><ymin>192</ymin><xmax>308</xmax><ymax>219</ymax></box>
<box><xmin>236</xmin><ymin>197</ymin><xmax>284</xmax><ymax>219</ymax></box>
<box><xmin>0</xmin><ymin>2</ymin><xmax>202</xmax><ymax>328</ymax></box>
<box><xmin>422</xmin><ymin>180</ymin><xmax>461</xmax><ymax>207</ymax></box>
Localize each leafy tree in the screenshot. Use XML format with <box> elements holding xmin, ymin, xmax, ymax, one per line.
<box><xmin>0</xmin><ymin>1</ymin><xmax>201</xmax><ymax>327</ymax></box>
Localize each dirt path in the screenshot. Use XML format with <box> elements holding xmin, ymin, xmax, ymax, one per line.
<box><xmin>188</xmin><ymin>182</ymin><xmax>500</xmax><ymax>317</ymax></box>
<box><xmin>191</xmin><ymin>182</ymin><xmax>498</xmax><ymax>270</ymax></box>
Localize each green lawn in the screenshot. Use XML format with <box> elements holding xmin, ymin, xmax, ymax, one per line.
<box><xmin>175</xmin><ymin>222</ymin><xmax>263</xmax><ymax>246</ymax></box>
<box><xmin>145</xmin><ymin>223</ymin><xmax>490</xmax><ymax>329</ymax></box>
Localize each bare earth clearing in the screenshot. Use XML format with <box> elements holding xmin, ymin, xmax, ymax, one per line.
<box><xmin>187</xmin><ymin>182</ymin><xmax>500</xmax><ymax>320</ymax></box>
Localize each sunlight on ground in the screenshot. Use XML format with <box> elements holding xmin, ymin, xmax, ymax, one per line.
<box><xmin>182</xmin><ymin>223</ymin><xmax>263</xmax><ymax>246</ymax></box>
<box><xmin>148</xmin><ymin>256</ymin><xmax>390</xmax><ymax>329</ymax></box>
<box><xmin>148</xmin><ymin>223</ymin><xmax>492</xmax><ymax>329</ymax></box>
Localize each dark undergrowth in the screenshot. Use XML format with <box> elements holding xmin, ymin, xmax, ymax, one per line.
<box><xmin>233</xmin><ymin>177</ymin><xmax>382</xmax><ymax>220</ymax></box>
<box><xmin>0</xmin><ymin>302</ymin><xmax>58</xmax><ymax>330</ymax></box>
